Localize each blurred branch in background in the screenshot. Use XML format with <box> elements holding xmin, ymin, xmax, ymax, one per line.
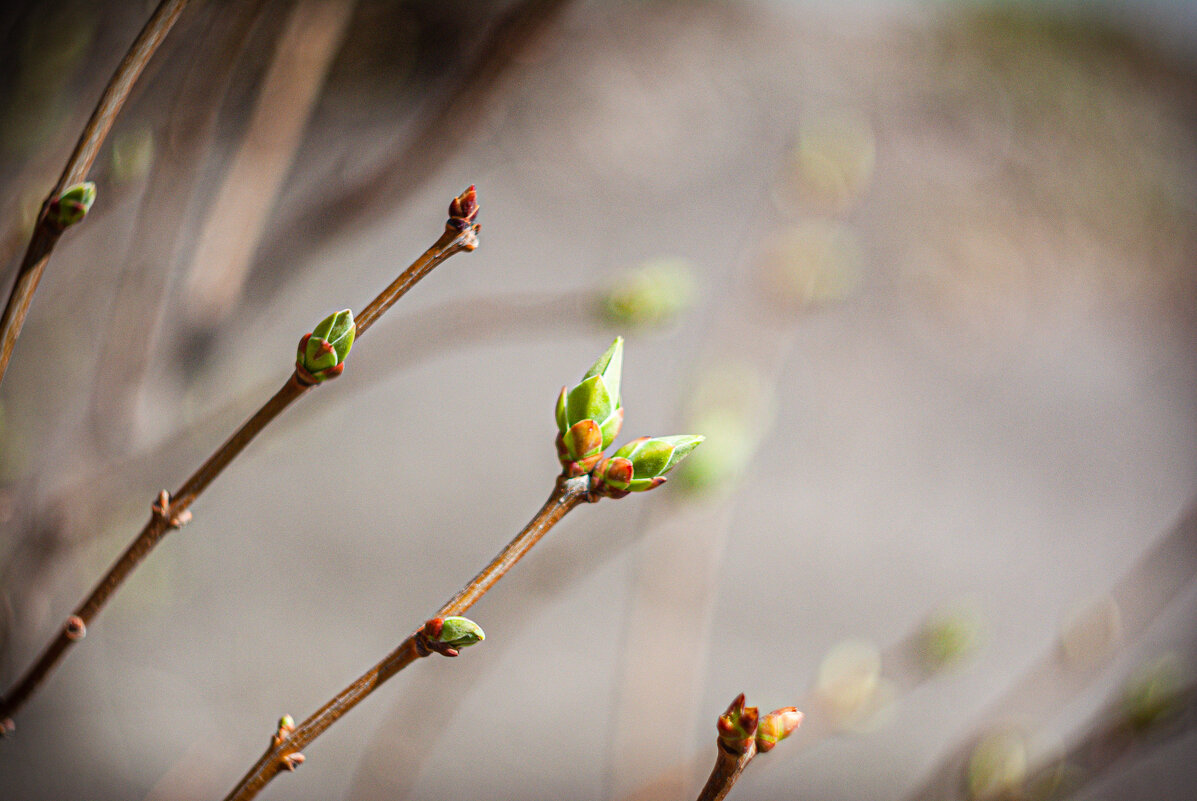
<box><xmin>223</xmin><ymin>0</ymin><xmax>571</xmax><ymax>338</ymax></box>
<box><xmin>900</xmin><ymin>499</ymin><xmax>1197</xmax><ymax>801</ymax></box>
<box><xmin>0</xmin><ymin>0</ymin><xmax>189</xmax><ymax>387</ymax></box>
<box><xmin>1028</xmin><ymin>667</ymin><xmax>1196</xmax><ymax>801</ymax></box>
<box><xmin>607</xmin><ymin>110</ymin><xmax>869</xmax><ymax>801</ymax></box>
<box><xmin>86</xmin><ymin>1</ymin><xmax>270</xmax><ymax>454</ymax></box>
<box><xmin>178</xmin><ymin>0</ymin><xmax>357</xmax><ymax>335</ymax></box>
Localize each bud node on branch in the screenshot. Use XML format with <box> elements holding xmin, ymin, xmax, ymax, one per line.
<box><xmin>64</xmin><ymin>616</ymin><xmax>87</xmax><ymax>641</ymax></box>
<box><xmin>151</xmin><ymin>489</ymin><xmax>192</xmax><ymax>529</ymax></box>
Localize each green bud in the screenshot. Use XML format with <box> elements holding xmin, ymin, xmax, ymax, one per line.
<box><xmin>47</xmin><ymin>181</ymin><xmax>96</xmax><ymax>230</ymax></box>
<box><xmin>601</xmin><ymin>257</ymin><xmax>697</xmax><ymax>328</ymax></box>
<box><xmin>755</xmin><ymin>707</ymin><xmax>803</xmax><ymax>752</ymax></box>
<box><xmin>555</xmin><ymin>338</ymin><xmax>624</xmax><ymax>474</ymax></box>
<box><xmin>296</xmin><ymin>309</ymin><xmax>355</xmax><ymax>384</ymax></box>
<box><xmin>592</xmin><ymin>434</ymin><xmax>704</xmax><ymax>497</ymax></box>
<box><xmin>716</xmin><ymin>693</ymin><xmax>758</xmax><ymax>755</ymax></box>
<box><xmin>434</xmin><ymin>616</ymin><xmax>485</xmax><ymax>649</ymax></box>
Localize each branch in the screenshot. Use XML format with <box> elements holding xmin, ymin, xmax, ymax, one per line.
<box><xmin>694</xmin><ymin>694</ymin><xmax>803</xmax><ymax>801</ymax></box>
<box><xmin>221</xmin><ymin>338</ymin><xmax>705</xmax><ymax>800</ymax></box>
<box><xmin>221</xmin><ymin>474</ymin><xmax>591</xmax><ymax>801</ymax></box>
<box><xmin>0</xmin><ymin>0</ymin><xmax>190</xmax><ymax>388</ymax></box>
<box><xmin>0</xmin><ymin>188</ymin><xmax>480</xmax><ymax>728</ymax></box>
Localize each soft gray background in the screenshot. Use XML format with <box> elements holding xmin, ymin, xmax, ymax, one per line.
<box><xmin>0</xmin><ymin>1</ymin><xmax>1195</xmax><ymax>800</ymax></box>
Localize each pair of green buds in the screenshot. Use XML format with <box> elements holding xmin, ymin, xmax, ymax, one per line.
<box><xmin>555</xmin><ymin>338</ymin><xmax>703</xmax><ymax>496</ymax></box>
<box><xmin>717</xmin><ymin>693</ymin><xmax>803</xmax><ymax>755</ymax></box>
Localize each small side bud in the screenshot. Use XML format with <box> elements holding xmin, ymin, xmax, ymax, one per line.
<box><xmin>435</xmin><ymin>616</ymin><xmax>486</xmax><ymax>648</ymax></box>
<box><xmin>281</xmin><ymin>752</ymin><xmax>305</xmax><ymax>771</ymax></box>
<box><xmin>755</xmin><ymin>707</ymin><xmax>803</xmax><ymax>752</ymax></box>
<box><xmin>64</xmin><ymin>615</ymin><xmax>86</xmax><ymax>641</ymax></box>
<box><xmin>47</xmin><ymin>182</ymin><xmax>97</xmax><ymax>230</ymax></box>
<box><xmin>271</xmin><ymin>714</ymin><xmax>298</xmax><ymax>747</ymax></box>
<box><xmin>296</xmin><ymin>309</ymin><xmax>355</xmax><ymax>385</ymax></box>
<box><xmin>417</xmin><ymin>616</ymin><xmax>485</xmax><ymax>658</ymax></box>
<box><xmin>592</xmin><ymin>434</ymin><xmax>704</xmax><ymax>497</ymax></box>
<box><xmin>716</xmin><ymin>693</ymin><xmax>759</xmax><ymax>755</ymax></box>
<box><xmin>555</xmin><ymin>338</ymin><xmax>624</xmax><ymax>475</ymax></box>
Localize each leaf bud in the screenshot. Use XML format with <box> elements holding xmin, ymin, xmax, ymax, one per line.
<box><xmin>47</xmin><ymin>181</ymin><xmax>96</xmax><ymax>230</ymax></box>
<box><xmin>755</xmin><ymin>707</ymin><xmax>803</xmax><ymax>752</ymax></box>
<box><xmin>555</xmin><ymin>338</ymin><xmax>624</xmax><ymax>475</ymax></box>
<box><xmin>716</xmin><ymin>693</ymin><xmax>758</xmax><ymax>755</ymax></box>
<box><xmin>418</xmin><ymin>616</ymin><xmax>486</xmax><ymax>657</ymax></box>
<box><xmin>296</xmin><ymin>309</ymin><xmax>355</xmax><ymax>384</ymax></box>
<box><xmin>592</xmin><ymin>434</ymin><xmax>704</xmax><ymax>497</ymax></box>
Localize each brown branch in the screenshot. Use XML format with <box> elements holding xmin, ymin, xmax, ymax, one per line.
<box><xmin>696</xmin><ymin>745</ymin><xmax>756</xmax><ymax>801</ymax></box>
<box><xmin>0</xmin><ymin>191</ymin><xmax>480</xmax><ymax>727</ymax></box>
<box><xmin>221</xmin><ymin>474</ymin><xmax>591</xmax><ymax>801</ymax></box>
<box><xmin>0</xmin><ymin>0</ymin><xmax>190</xmax><ymax>387</ymax></box>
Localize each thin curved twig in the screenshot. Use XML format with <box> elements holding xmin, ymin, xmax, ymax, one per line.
<box><xmin>0</xmin><ymin>0</ymin><xmax>190</xmax><ymax>387</ymax></box>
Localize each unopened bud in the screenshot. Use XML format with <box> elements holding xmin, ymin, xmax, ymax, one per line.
<box><xmin>555</xmin><ymin>338</ymin><xmax>624</xmax><ymax>475</ymax></box>
<box><xmin>434</xmin><ymin>616</ymin><xmax>485</xmax><ymax>648</ymax></box>
<box><xmin>448</xmin><ymin>185</ymin><xmax>479</xmax><ymax>227</ymax></box>
<box><xmin>447</xmin><ymin>185</ymin><xmax>480</xmax><ymax>250</ymax></box>
<box><xmin>296</xmin><ymin>309</ymin><xmax>355</xmax><ymax>384</ymax></box>
<box><xmin>47</xmin><ymin>182</ymin><xmax>96</xmax><ymax>230</ymax></box>
<box><xmin>716</xmin><ymin>693</ymin><xmax>759</xmax><ymax>754</ymax></box>
<box><xmin>755</xmin><ymin>707</ymin><xmax>803</xmax><ymax>752</ymax></box>
<box><xmin>592</xmin><ymin>434</ymin><xmax>703</xmax><ymax>497</ymax></box>
<box><xmin>419</xmin><ymin>616</ymin><xmax>486</xmax><ymax>657</ymax></box>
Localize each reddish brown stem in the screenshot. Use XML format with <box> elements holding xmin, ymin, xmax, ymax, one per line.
<box><xmin>0</xmin><ymin>0</ymin><xmax>190</xmax><ymax>387</ymax></box>
<box><xmin>695</xmin><ymin>743</ymin><xmax>757</xmax><ymax>801</ymax></box>
<box><xmin>221</xmin><ymin>475</ymin><xmax>590</xmax><ymax>801</ymax></box>
<box><xmin>0</xmin><ymin>209</ymin><xmax>478</xmax><ymax>726</ymax></box>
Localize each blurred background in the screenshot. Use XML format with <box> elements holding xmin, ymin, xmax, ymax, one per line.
<box><xmin>0</xmin><ymin>0</ymin><xmax>1195</xmax><ymax>799</ymax></box>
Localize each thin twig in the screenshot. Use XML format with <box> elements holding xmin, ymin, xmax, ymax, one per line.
<box><xmin>695</xmin><ymin>745</ymin><xmax>755</xmax><ymax>801</ymax></box>
<box><xmin>221</xmin><ymin>475</ymin><xmax>591</xmax><ymax>801</ymax></box>
<box><xmin>0</xmin><ymin>191</ymin><xmax>480</xmax><ymax>727</ymax></box>
<box><xmin>0</xmin><ymin>0</ymin><xmax>190</xmax><ymax>387</ymax></box>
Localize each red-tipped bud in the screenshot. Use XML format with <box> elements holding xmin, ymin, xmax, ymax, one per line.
<box><xmin>449</xmin><ymin>185</ymin><xmax>478</xmax><ymax>224</ymax></box>
<box><xmin>448</xmin><ymin>185</ymin><xmax>480</xmax><ymax>250</ymax></box>
<box><xmin>717</xmin><ymin>693</ymin><xmax>759</xmax><ymax>754</ymax></box>
<box><xmin>756</xmin><ymin>707</ymin><xmax>803</xmax><ymax>752</ymax></box>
